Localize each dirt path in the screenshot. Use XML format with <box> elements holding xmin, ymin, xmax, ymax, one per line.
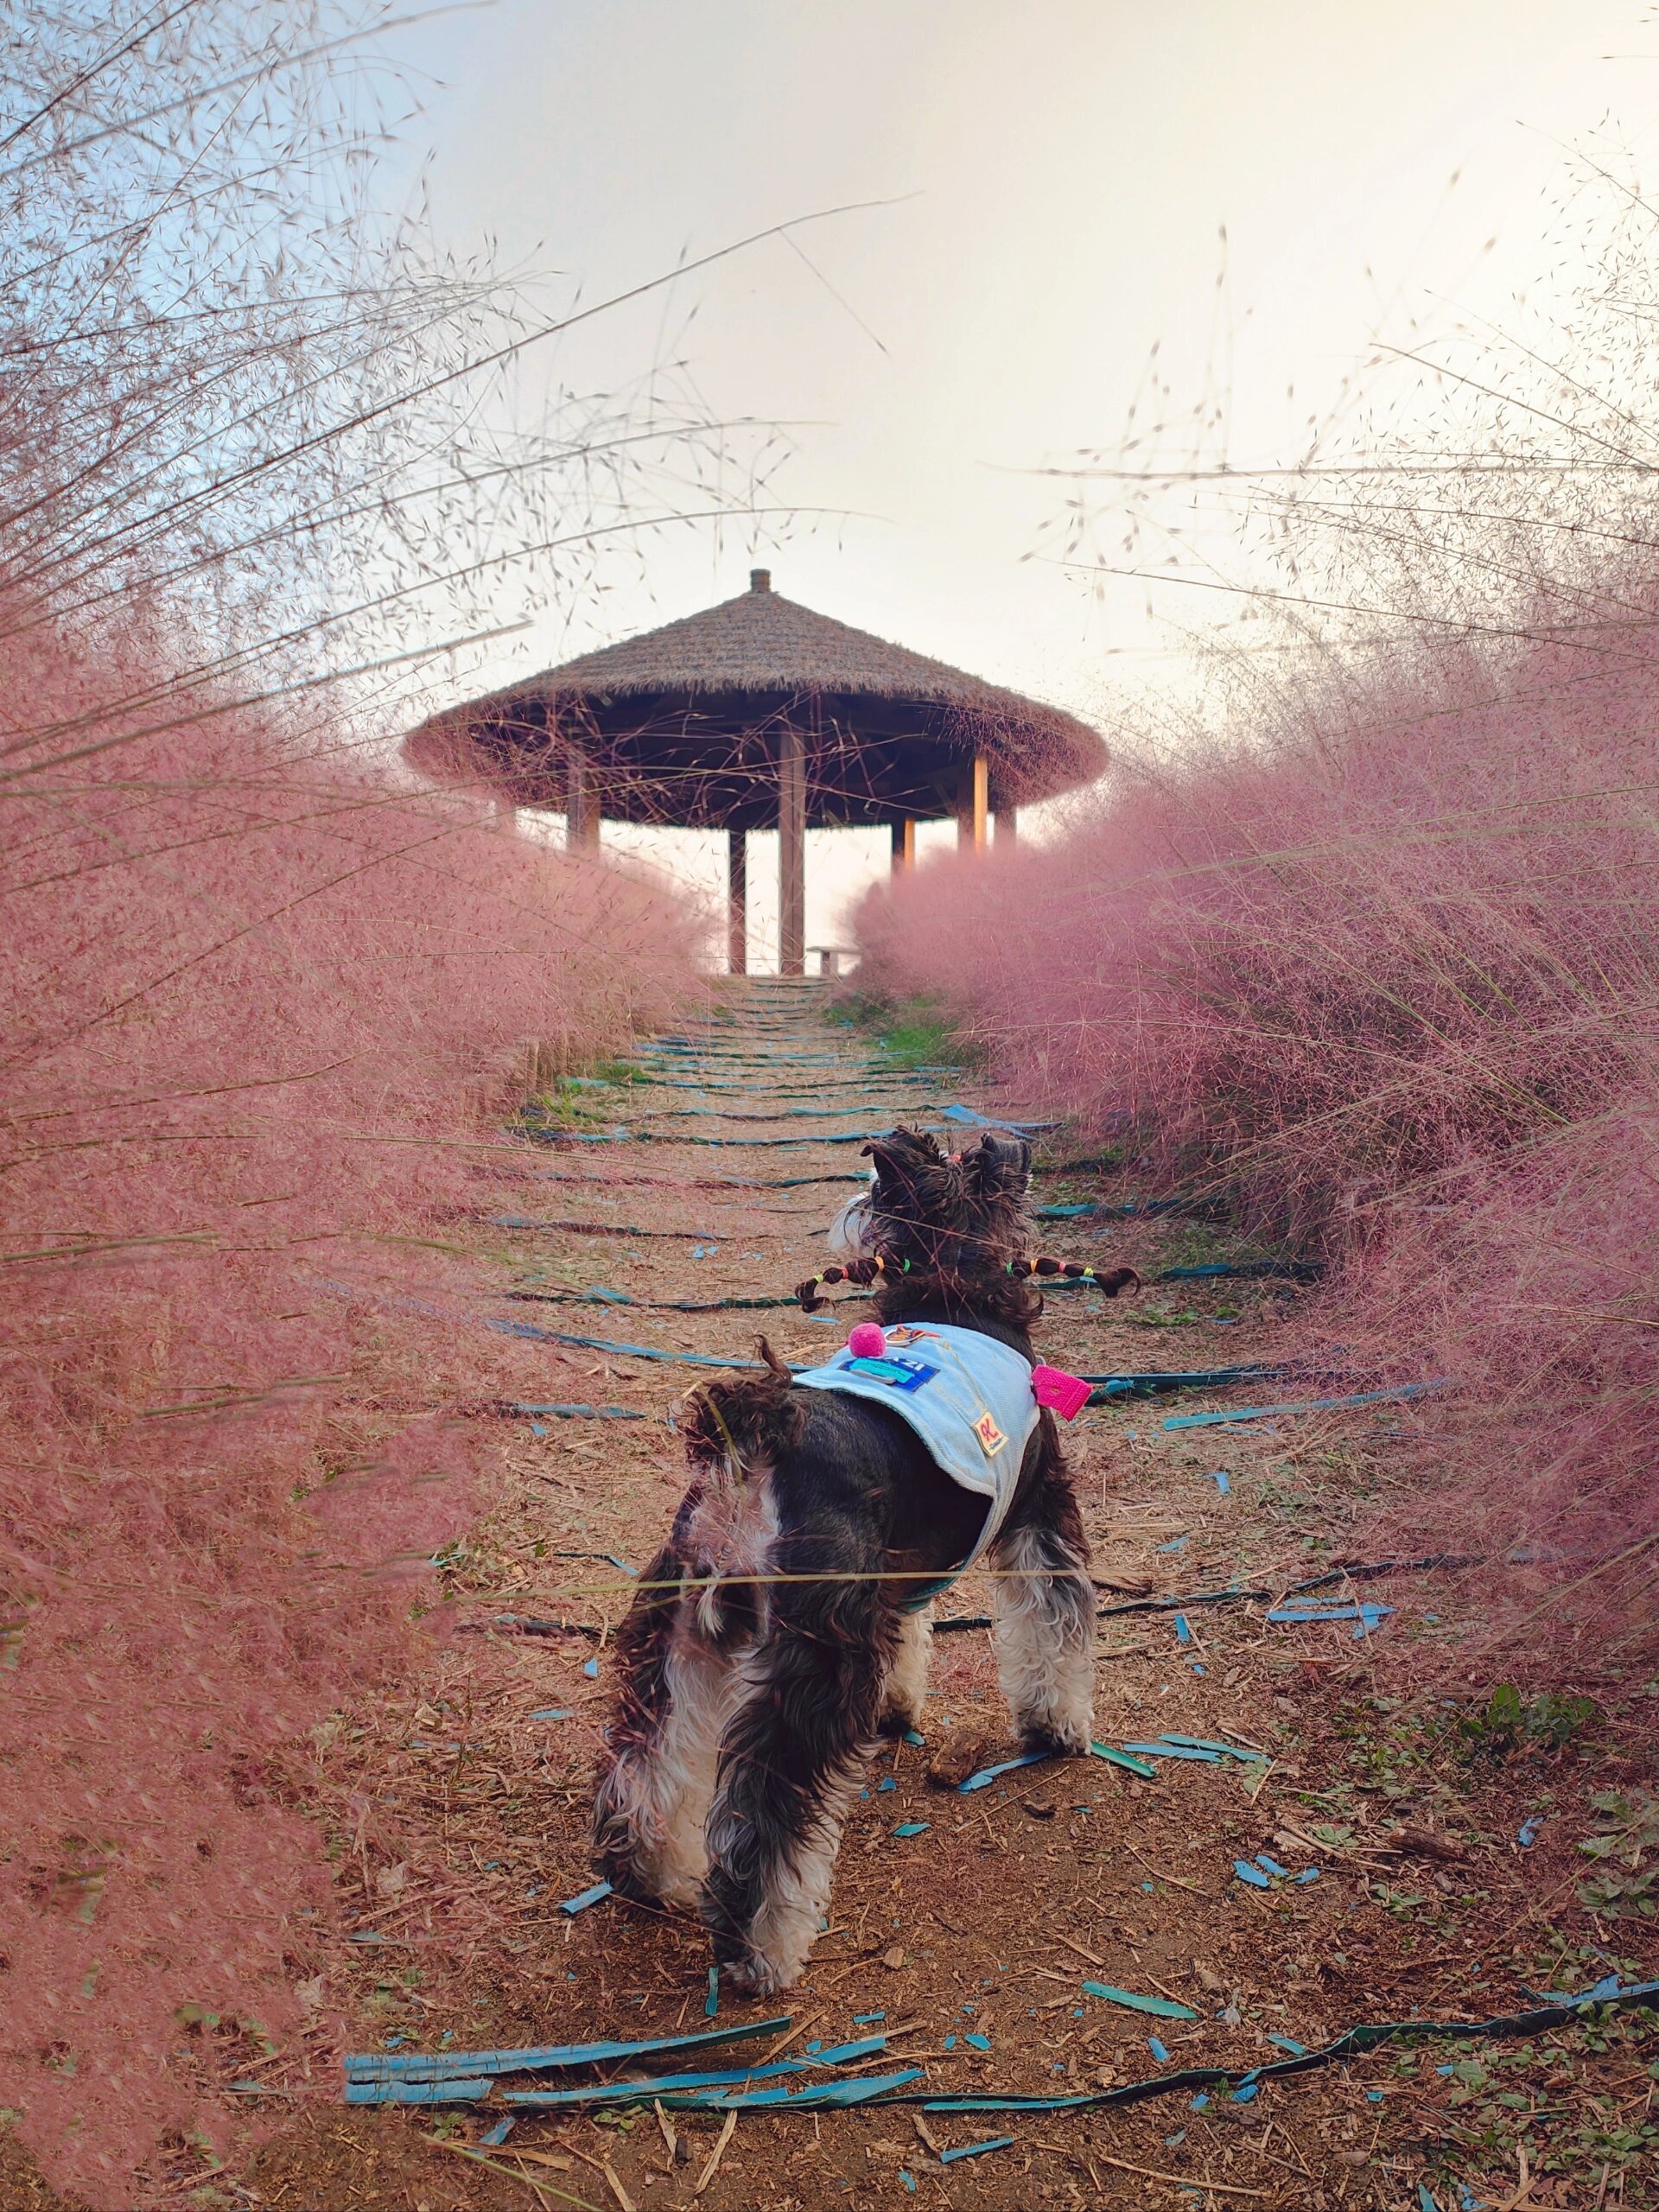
<box><xmin>232</xmin><ymin>981</ymin><xmax>1654</xmax><ymax>2212</ymax></box>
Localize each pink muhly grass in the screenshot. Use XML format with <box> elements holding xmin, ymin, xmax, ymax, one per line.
<box><xmin>0</xmin><ymin>5</ymin><xmax>769</xmax><ymax>2196</ymax></box>
<box><xmin>853</xmin><ymin>620</ymin><xmax>1659</xmax><ymax>1672</ymax></box>
<box><xmin>0</xmin><ymin>599</ymin><xmax>702</xmax><ymax>2202</ymax></box>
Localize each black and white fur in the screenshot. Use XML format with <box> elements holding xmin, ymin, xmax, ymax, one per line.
<box><xmin>591</xmin><ymin>1128</ymin><xmax>1138</xmax><ymax>1993</ymax></box>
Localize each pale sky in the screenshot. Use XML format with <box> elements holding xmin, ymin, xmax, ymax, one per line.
<box><xmin>382</xmin><ymin>0</ymin><xmax>1657</xmax><ymax>964</ymax></box>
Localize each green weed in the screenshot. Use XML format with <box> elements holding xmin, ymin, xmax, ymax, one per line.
<box><xmin>1577</xmin><ymin>1788</ymin><xmax>1659</xmax><ymax>1920</ymax></box>
<box><xmin>1456</xmin><ymin>1683</ymin><xmax>1599</xmax><ymax>1759</ymax></box>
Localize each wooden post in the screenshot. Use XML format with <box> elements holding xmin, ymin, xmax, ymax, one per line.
<box><xmin>493</xmin><ymin>797</ymin><xmax>519</xmax><ymax>834</ymax></box>
<box><xmin>956</xmin><ymin>753</ymin><xmax>988</xmax><ymax>853</ymax></box>
<box><xmin>566</xmin><ymin>749</ymin><xmax>600</xmax><ymax>849</ymax></box>
<box><xmin>890</xmin><ymin>819</ymin><xmax>917</xmax><ymax>874</ymax></box>
<box><xmin>997</xmin><ymin>805</ymin><xmax>1018</xmax><ymax>846</ymax></box>
<box><xmin>778</xmin><ymin>724</ymin><xmax>806</xmax><ymax>976</ymax></box>
<box><xmin>728</xmin><ymin>828</ymin><xmax>747</xmax><ymax>976</ymax></box>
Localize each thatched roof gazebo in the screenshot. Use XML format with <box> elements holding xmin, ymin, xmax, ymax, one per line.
<box><xmin>404</xmin><ymin>570</ymin><xmax>1105</xmax><ymax>973</ymax></box>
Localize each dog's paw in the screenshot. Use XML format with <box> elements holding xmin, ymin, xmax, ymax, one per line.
<box><xmin>721</xmin><ymin>1948</ymin><xmax>799</xmax><ymax>1998</ymax></box>
<box><xmin>1020</xmin><ymin>1720</ymin><xmax>1092</xmax><ymax>1758</ymax></box>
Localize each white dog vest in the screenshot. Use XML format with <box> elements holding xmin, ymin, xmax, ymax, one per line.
<box><xmin>793</xmin><ymin>1322</ymin><xmax>1039</xmax><ymax>1596</ymax></box>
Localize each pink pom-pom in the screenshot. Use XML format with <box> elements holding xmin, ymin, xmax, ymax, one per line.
<box><xmin>847</xmin><ymin>1322</ymin><xmax>887</xmax><ymax>1358</ymax></box>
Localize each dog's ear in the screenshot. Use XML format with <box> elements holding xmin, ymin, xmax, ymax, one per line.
<box><xmin>863</xmin><ymin>1127</ymin><xmax>946</xmax><ymax>1199</ymax></box>
<box><xmin>963</xmin><ymin>1130</ymin><xmax>1032</xmax><ymax>1203</ymax></box>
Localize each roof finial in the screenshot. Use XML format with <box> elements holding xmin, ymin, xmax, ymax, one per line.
<box><xmin>749</xmin><ymin>568</ymin><xmax>772</xmax><ymax>593</ymax></box>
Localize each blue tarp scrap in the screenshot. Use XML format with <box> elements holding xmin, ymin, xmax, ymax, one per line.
<box><xmin>505</xmin><ymin>2063</ymin><xmax>796</xmax><ymax>2109</ymax></box>
<box><xmin>1122</xmin><ymin>1742</ymin><xmax>1222</xmax><ymax>1763</ymax></box>
<box><xmin>1164</xmin><ymin>1382</ymin><xmax>1447</xmax><ymax>1431</ymax></box>
<box><xmin>939</xmin><ymin>1103</ymin><xmax>1058</xmax><ymax>1133</ymax></box>
<box><xmin>503</xmin><ymin>1401</ymin><xmax>650</xmax><ymax>1421</ymax></box>
<box><xmin>1154</xmin><ymin>1735</ymin><xmax>1262</xmax><ymax>1762</ymax></box>
<box><xmin>842</xmin><ymin>1980</ymin><xmax>1659</xmax><ymax>2118</ymax></box>
<box><xmin>1089</xmin><ymin>1742</ymin><xmax>1160</xmax><ymax>1777</ymax></box>
<box><xmin>1081</xmin><ymin>1983</ymin><xmax>1199</xmax><ymax>2022</ymax></box>
<box><xmin>343</xmin><ymin>2014</ymin><xmax>791</xmax><ymax>2088</ymax></box>
<box><xmin>1084</xmin><ymin>1363</ymin><xmax>1287</xmax><ymax>1403</ymax></box>
<box><xmin>342</xmin><ymin>2076</ymin><xmax>495</xmax><ymax>2105</ymax></box>
<box><xmin>1267</xmin><ymin>1600</ymin><xmax>1395</xmax><ymax>1640</ymax></box>
<box><xmin>559</xmin><ymin>1878</ymin><xmax>610</xmax><ymax>1914</ymax></box>
<box><xmin>489</xmin><ymin>1318</ymin><xmax>774</xmax><ymax>1370</ymax></box>
<box><xmin>958</xmin><ymin>1750</ymin><xmax>1051</xmax><ymax>1794</ymax></box>
<box><xmin>650</xmin><ymin>2068</ymin><xmax>926</xmax><ymax>2110</ymax></box>
<box><xmin>938</xmin><ymin>2135</ymin><xmax>1014</xmax><ymax>2164</ymax></box>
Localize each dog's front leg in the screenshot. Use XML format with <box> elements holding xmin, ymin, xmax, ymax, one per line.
<box><xmin>701</xmin><ymin>1587</ymin><xmax>893</xmax><ymax>1994</ymax></box>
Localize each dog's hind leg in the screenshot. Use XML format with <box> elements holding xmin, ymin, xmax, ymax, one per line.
<box><xmin>877</xmin><ymin>1602</ymin><xmax>931</xmax><ymax>1737</ymax></box>
<box><xmin>593</xmin><ymin>1546</ymin><xmax>741</xmax><ymax>1907</ymax></box>
<box><xmin>702</xmin><ymin>1574</ymin><xmax>896</xmax><ymax>1995</ymax></box>
<box><xmin>988</xmin><ymin>1442</ymin><xmax>1095</xmax><ymax>1755</ymax></box>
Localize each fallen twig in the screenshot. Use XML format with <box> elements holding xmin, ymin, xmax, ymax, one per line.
<box><xmin>693</xmin><ymin>2109</ymin><xmax>737</xmax><ymax>2196</ymax></box>
<box><xmin>1087</xmin><ymin>2152</ymin><xmax>1268</xmax><ymax>2198</ymax></box>
<box><xmin>426</xmin><ymin>2137</ymin><xmax>599</xmax><ymax>2212</ymax></box>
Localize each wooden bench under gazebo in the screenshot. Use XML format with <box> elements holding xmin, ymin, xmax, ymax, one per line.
<box><xmin>404</xmin><ymin>570</ymin><xmax>1105</xmax><ymax>974</ymax></box>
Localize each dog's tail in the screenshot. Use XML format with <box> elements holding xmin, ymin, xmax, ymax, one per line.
<box><xmin>681</xmin><ymin>1337</ymin><xmax>806</xmax><ymax>1478</ymax></box>
<box><xmin>680</xmin><ymin>1340</ymin><xmax>804</xmax><ymax>1645</ymax></box>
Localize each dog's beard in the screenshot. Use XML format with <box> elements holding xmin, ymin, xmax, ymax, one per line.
<box><xmin>825</xmin><ymin>1188</ymin><xmax>878</xmax><ymax>1262</ymax></box>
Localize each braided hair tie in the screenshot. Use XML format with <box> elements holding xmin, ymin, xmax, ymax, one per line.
<box><xmin>1007</xmin><ymin>1255</ymin><xmax>1144</xmax><ymax>1297</ymax></box>
<box><xmin>796</xmin><ymin>1253</ymin><xmax>888</xmax><ymax>1313</ymax></box>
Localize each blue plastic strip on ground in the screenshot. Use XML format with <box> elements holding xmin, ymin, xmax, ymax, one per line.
<box><xmin>343</xmin><ymin>2076</ymin><xmax>496</xmax><ymax>2105</ymax></box>
<box><xmin>628</xmin><ymin>1128</ymin><xmax>948</xmax><ymax>1148</ymax></box>
<box><xmin>503</xmin><ymin>1402</ymin><xmax>649</xmax><ymax>1421</ymax></box>
<box><xmin>958</xmin><ymin>1750</ymin><xmax>1052</xmax><ymax>1794</ymax></box>
<box><xmin>1122</xmin><ymin>1741</ymin><xmax>1224</xmax><ymax>1763</ymax></box>
<box><xmin>503</xmin><ymin>2060</ymin><xmax>810</xmax><ymax>2107</ymax></box>
<box><xmin>1083</xmin><ymin>1363</ymin><xmax>1288</xmax><ymax>1402</ymax></box>
<box><xmin>343</xmin><ymin>2014</ymin><xmax>792</xmax><ymax>2085</ymax></box>
<box><xmin>1089</xmin><ymin>1742</ymin><xmax>1160</xmax><ymax>1777</ymax></box>
<box><xmin>639</xmin><ymin>1102</ymin><xmax>944</xmax><ymax>1121</ymax></box>
<box><xmin>650</xmin><ymin>2068</ymin><xmax>926</xmax><ymax>2111</ymax></box>
<box><xmin>1163</xmin><ymin>1382</ymin><xmax>1446</xmax><ymax>1430</ymax></box>
<box><xmin>1082</xmin><ymin>1984</ymin><xmax>1200</xmax><ymax>2021</ymax></box>
<box><xmin>491</xmin><ymin>1216</ymin><xmax>721</xmax><ymax>1240</ymax></box>
<box><xmin>509</xmin><ymin>1289</ymin><xmax>807</xmax><ymax>1313</ymax></box>
<box><xmin>842</xmin><ymin>1980</ymin><xmax>1659</xmax><ymax>2118</ymax></box>
<box><xmin>938</xmin><ymin>1104</ymin><xmax>1059</xmax><ymax>1132</ymax></box>
<box><xmin>1157</xmin><ymin>1261</ymin><xmax>1321</xmax><ymax>1282</ymax></box>
<box><xmin>559</xmin><ymin>1879</ymin><xmax>613</xmax><ymax>1915</ymax></box>
<box><xmin>1267</xmin><ymin>1602</ymin><xmax>1395</xmax><ymax>1626</ymax></box>
<box><xmin>1033</xmin><ymin>1198</ymin><xmax>1224</xmax><ymax>1221</ymax></box>
<box><xmin>1154</xmin><ymin>1735</ymin><xmax>1263</xmax><ymax>1761</ymax></box>
<box><xmin>488</xmin><ymin>1319</ymin><xmax>770</xmax><ymax>1370</ymax></box>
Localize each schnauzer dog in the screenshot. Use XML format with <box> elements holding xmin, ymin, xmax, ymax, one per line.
<box><xmin>591</xmin><ymin>1127</ymin><xmax>1138</xmax><ymax>1993</ymax></box>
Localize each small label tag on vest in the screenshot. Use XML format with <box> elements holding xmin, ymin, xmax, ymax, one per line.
<box><xmin>972</xmin><ymin>1409</ymin><xmax>1007</xmax><ymax>1456</ymax></box>
<box><xmin>844</xmin><ymin>1353</ymin><xmax>938</xmax><ymax>1394</ymax></box>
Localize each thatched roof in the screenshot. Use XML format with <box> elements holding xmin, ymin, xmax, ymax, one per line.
<box><xmin>404</xmin><ymin>571</ymin><xmax>1106</xmax><ymax>828</ymax></box>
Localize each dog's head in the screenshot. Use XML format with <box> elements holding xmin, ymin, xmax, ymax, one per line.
<box><xmin>861</xmin><ymin>1125</ymin><xmax>1033</xmax><ymax>1284</ymax></box>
